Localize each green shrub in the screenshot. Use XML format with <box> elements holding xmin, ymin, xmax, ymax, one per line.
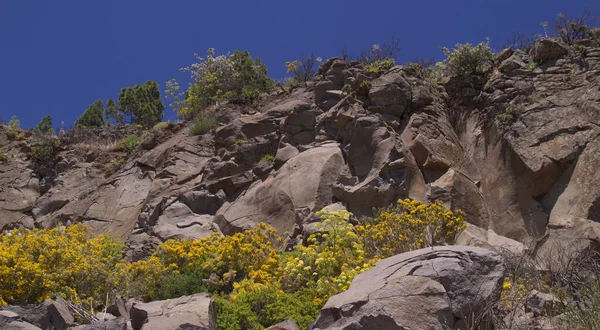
<box><xmin>75</xmin><ymin>100</ymin><xmax>105</xmax><ymax>128</ymax></box>
<box><xmin>441</xmin><ymin>40</ymin><xmax>494</xmax><ymax>76</ymax></box>
<box><xmin>554</xmin><ymin>10</ymin><xmax>599</xmax><ymax>44</ymax></box>
<box><xmin>561</xmin><ymin>283</ymin><xmax>600</xmax><ymax>329</ymax></box>
<box><xmin>0</xmin><ymin>150</ymin><xmax>7</xmax><ymax>162</ymax></box>
<box><xmin>189</xmin><ymin>116</ymin><xmax>218</xmax><ymax>136</ymax></box>
<box><xmin>217</xmin><ymin>286</ymin><xmax>321</xmax><ymax>330</ymax></box>
<box><xmin>152</xmin><ymin>266</ymin><xmax>209</xmax><ymax>301</ymax></box>
<box><xmin>35</xmin><ymin>115</ymin><xmax>53</xmax><ymax>134</ymax></box>
<box><xmin>496</xmin><ymin>103</ymin><xmax>526</xmax><ymax>123</ymax></box>
<box><xmin>364</xmin><ymin>58</ymin><xmax>396</xmax><ymax>74</ymax></box>
<box><xmin>170</xmin><ymin>49</ymin><xmax>274</xmax><ymax>118</ymax></box>
<box><xmin>5</xmin><ymin>116</ymin><xmax>26</xmax><ymax>141</ymax></box>
<box><xmin>259</xmin><ymin>154</ymin><xmax>275</xmax><ymax>163</ymax></box>
<box><xmin>116</xmin><ymin>135</ymin><xmax>141</xmax><ymax>152</ymax></box>
<box><xmin>111</xmin><ymin>157</ymin><xmax>124</xmax><ymax>169</ymax></box>
<box><xmin>30</xmin><ymin>136</ymin><xmax>60</xmax><ymax>167</ymax></box>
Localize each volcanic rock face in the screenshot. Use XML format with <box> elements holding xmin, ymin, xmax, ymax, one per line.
<box><xmin>312</xmin><ymin>246</ymin><xmax>505</xmax><ymax>330</ymax></box>
<box><xmin>1</xmin><ymin>38</ymin><xmax>599</xmax><ymax>265</ymax></box>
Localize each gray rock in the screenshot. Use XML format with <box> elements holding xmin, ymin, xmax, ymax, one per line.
<box><xmin>525</xmin><ymin>290</ymin><xmax>563</xmax><ymax>317</ymax></box>
<box><xmin>312</xmin><ymin>246</ymin><xmax>505</xmax><ymax>330</ymax></box>
<box><xmin>129</xmin><ymin>293</ymin><xmax>215</xmax><ymax>330</ymax></box>
<box><xmin>530</xmin><ymin>38</ymin><xmax>569</xmax><ymax>63</ymax></box>
<box><xmin>215</xmin><ymin>143</ymin><xmax>348</xmax><ymax>235</ymax></box>
<box><xmin>368</xmin><ymin>68</ymin><xmax>412</xmax><ymax>117</ymax></box>
<box><xmin>266</xmin><ymin>319</ymin><xmax>299</xmax><ymax>330</ymax></box>
<box><xmin>69</xmin><ymin>319</ymin><xmax>129</xmax><ymax>330</ymax></box>
<box><xmin>315</xmin><ymin>81</ymin><xmax>340</xmax><ymax>111</ymax></box>
<box><xmin>178</xmin><ymin>190</ymin><xmax>223</xmax><ymax>215</ymax></box>
<box><xmin>152</xmin><ymin>202</ymin><xmax>216</xmax><ymax>241</ymax></box>
<box><xmin>43</xmin><ymin>296</ymin><xmax>74</xmax><ymax>330</ymax></box>
<box><xmin>274</xmin><ymin>144</ymin><xmax>299</xmax><ymax>166</ymax></box>
<box><xmin>495</xmin><ymin>47</ymin><xmax>514</xmax><ymax>65</ymax></box>
<box><xmin>0</xmin><ymin>320</ymin><xmax>42</xmax><ymax>329</ymax></box>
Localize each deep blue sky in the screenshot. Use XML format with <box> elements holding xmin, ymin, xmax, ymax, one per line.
<box><xmin>1</xmin><ymin>1</ymin><xmax>599</xmax><ymax>129</ymax></box>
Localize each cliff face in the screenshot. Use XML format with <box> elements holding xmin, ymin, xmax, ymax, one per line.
<box><xmin>1</xmin><ymin>38</ymin><xmax>599</xmax><ymax>261</ymax></box>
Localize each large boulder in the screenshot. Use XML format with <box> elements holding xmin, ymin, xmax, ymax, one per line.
<box><xmin>152</xmin><ymin>202</ymin><xmax>216</xmax><ymax>241</ymax></box>
<box><xmin>368</xmin><ymin>68</ymin><xmax>412</xmax><ymax>117</ymax></box>
<box><xmin>529</xmin><ymin>38</ymin><xmax>569</xmax><ymax>63</ymax></box>
<box><xmin>1</xmin><ymin>297</ymin><xmax>74</xmax><ymax>330</ymax></box>
<box><xmin>130</xmin><ymin>293</ymin><xmax>216</xmax><ymax>330</ymax></box>
<box><xmin>312</xmin><ymin>246</ymin><xmax>505</xmax><ymax>330</ymax></box>
<box><xmin>215</xmin><ymin>142</ymin><xmax>348</xmax><ymax>235</ymax></box>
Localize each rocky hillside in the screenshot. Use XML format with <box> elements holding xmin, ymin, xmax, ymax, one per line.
<box><xmin>2</xmin><ymin>38</ymin><xmax>598</xmax><ymax>263</ymax></box>
<box><xmin>1</xmin><ymin>36</ymin><xmax>600</xmax><ymax>329</ymax></box>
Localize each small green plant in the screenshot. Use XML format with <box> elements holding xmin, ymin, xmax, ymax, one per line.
<box><xmin>111</xmin><ymin>157</ymin><xmax>125</xmax><ymax>169</ymax></box>
<box><xmin>340</xmin><ymin>84</ymin><xmax>353</xmax><ymax>98</ymax></box>
<box><xmin>259</xmin><ymin>154</ymin><xmax>275</xmax><ymax>163</ymax></box>
<box><xmin>79</xmin><ymin>191</ymin><xmax>90</xmax><ymax>200</ymax></box>
<box><xmin>525</xmin><ymin>61</ymin><xmax>539</xmax><ymax>71</ymax></box>
<box><xmin>441</xmin><ymin>39</ymin><xmax>494</xmax><ymax>76</ymax></box>
<box><xmin>573</xmin><ymin>44</ymin><xmax>588</xmax><ymax>57</ymax></box>
<box><xmin>5</xmin><ymin>115</ymin><xmax>25</xmax><ymax>141</ymax></box>
<box><xmin>235</xmin><ymin>138</ymin><xmax>245</xmax><ymax>145</ymax></box>
<box><xmin>116</xmin><ymin>135</ymin><xmax>141</xmax><ymax>152</ymax></box>
<box><xmin>31</xmin><ymin>137</ymin><xmax>59</xmax><ymax>167</ymax></box>
<box><xmin>189</xmin><ymin>116</ymin><xmax>218</xmax><ymax>136</ymax></box>
<box><xmin>152</xmin><ymin>121</ymin><xmax>170</xmax><ymax>131</ymax></box>
<box><xmin>357</xmin><ymin>80</ymin><xmax>372</xmax><ymax>95</ymax></box>
<box><xmin>527</xmin><ymin>93</ymin><xmax>539</xmax><ymax>103</ymax></box>
<box><xmin>217</xmin><ymin>147</ymin><xmax>226</xmax><ymax>156</ymax></box>
<box><xmin>0</xmin><ymin>150</ymin><xmax>8</xmax><ymax>163</ymax></box>
<box><xmin>364</xmin><ymin>58</ymin><xmax>396</xmax><ymax>74</ymax></box>
<box><xmin>496</xmin><ymin>104</ymin><xmax>526</xmax><ymax>123</ymax></box>
<box><xmin>561</xmin><ymin>283</ymin><xmax>600</xmax><ymax>329</ymax></box>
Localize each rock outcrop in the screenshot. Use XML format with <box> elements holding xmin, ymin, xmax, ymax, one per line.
<box><xmin>312</xmin><ymin>246</ymin><xmax>505</xmax><ymax>330</ymax></box>
<box><xmin>0</xmin><ymin>37</ymin><xmax>599</xmax><ymax>268</ymax></box>
<box><xmin>130</xmin><ymin>293</ymin><xmax>216</xmax><ymax>330</ymax></box>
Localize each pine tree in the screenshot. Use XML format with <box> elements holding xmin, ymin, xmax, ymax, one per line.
<box><xmin>75</xmin><ymin>100</ymin><xmax>105</xmax><ymax>128</ymax></box>
<box><xmin>35</xmin><ymin>115</ymin><xmax>53</xmax><ymax>134</ymax></box>
<box><xmin>116</xmin><ymin>81</ymin><xmax>164</xmax><ymax>127</ymax></box>
<box><xmin>105</xmin><ymin>98</ymin><xmax>123</xmax><ymax>124</ymax></box>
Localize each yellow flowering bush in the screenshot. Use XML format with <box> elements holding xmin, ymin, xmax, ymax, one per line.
<box><xmin>139</xmin><ymin>223</ymin><xmax>282</xmax><ymax>295</ymax></box>
<box><xmin>0</xmin><ymin>224</ymin><xmax>126</xmax><ymax>306</ymax></box>
<box><xmin>356</xmin><ymin>199</ymin><xmax>466</xmax><ymax>258</ymax></box>
<box><xmin>280</xmin><ymin>209</ymin><xmax>375</xmax><ymax>299</ymax></box>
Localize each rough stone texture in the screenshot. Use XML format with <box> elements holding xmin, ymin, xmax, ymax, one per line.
<box><xmin>274</xmin><ymin>143</ymin><xmax>299</xmax><ymax>166</ymax></box>
<box><xmin>529</xmin><ymin>38</ymin><xmax>569</xmax><ymax>63</ymax></box>
<box><xmin>0</xmin><ymin>297</ymin><xmax>75</xmax><ymax>330</ymax></box>
<box><xmin>266</xmin><ymin>319</ymin><xmax>299</xmax><ymax>330</ymax></box>
<box><xmin>312</xmin><ymin>246</ymin><xmax>505</xmax><ymax>330</ymax></box>
<box><xmin>130</xmin><ymin>293</ymin><xmax>215</xmax><ymax>330</ymax></box>
<box><xmin>43</xmin><ymin>297</ymin><xmax>74</xmax><ymax>330</ymax></box>
<box><xmin>152</xmin><ymin>202</ymin><xmax>216</xmax><ymax>241</ymax></box>
<box><xmin>70</xmin><ymin>319</ymin><xmax>129</xmax><ymax>330</ymax></box>
<box><xmin>215</xmin><ymin>143</ymin><xmax>347</xmax><ymax>235</ymax></box>
<box><xmin>1</xmin><ymin>304</ymin><xmax>51</xmax><ymax>330</ymax></box>
<box><xmin>1</xmin><ymin>45</ymin><xmax>600</xmax><ymax>272</ymax></box>
<box><xmin>525</xmin><ymin>290</ymin><xmax>563</xmax><ymax>317</ymax></box>
<box><xmin>368</xmin><ymin>67</ymin><xmax>413</xmax><ymax>117</ymax></box>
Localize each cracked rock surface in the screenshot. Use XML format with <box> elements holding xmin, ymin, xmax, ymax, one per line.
<box><xmin>312</xmin><ymin>246</ymin><xmax>505</xmax><ymax>330</ymax></box>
